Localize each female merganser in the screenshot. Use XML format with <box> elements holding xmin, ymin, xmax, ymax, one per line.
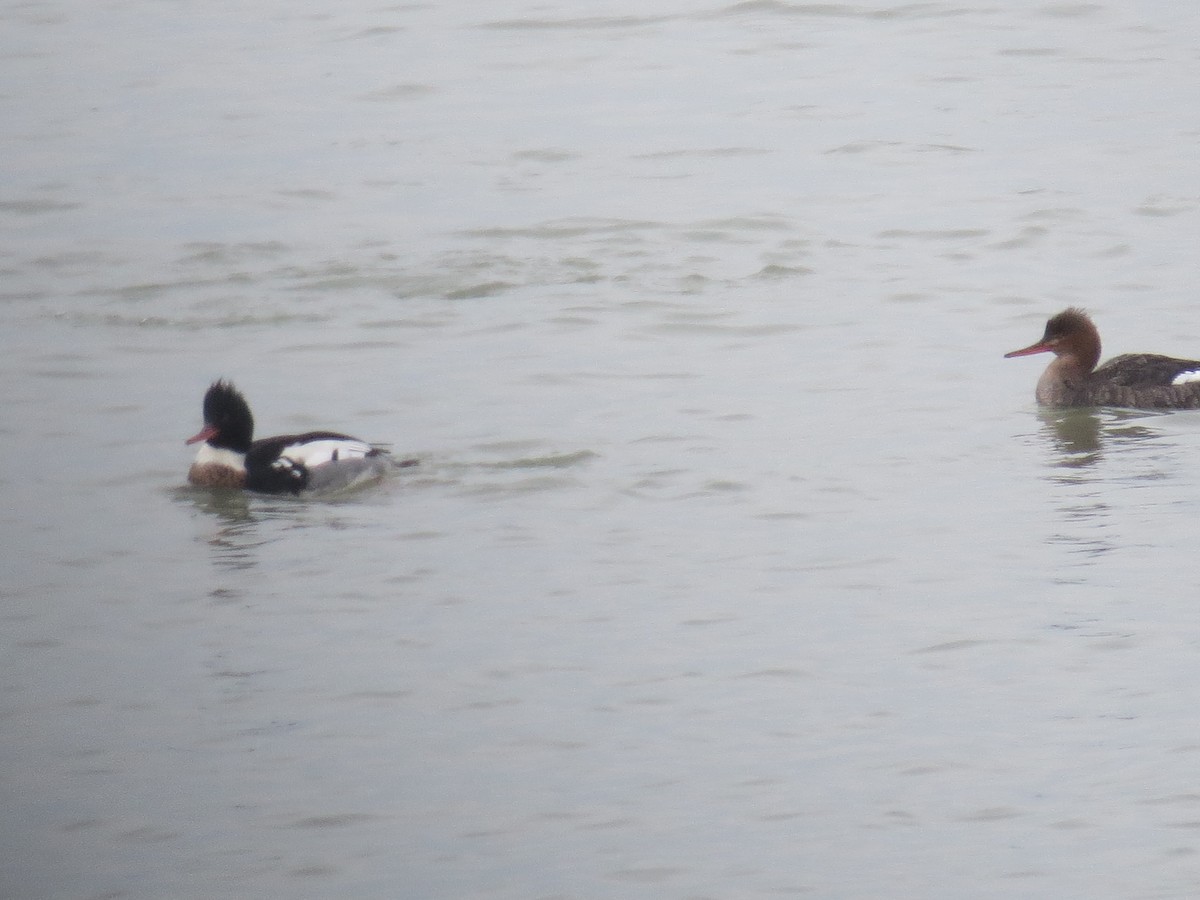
<box><xmin>1005</xmin><ymin>308</ymin><xmax>1200</xmax><ymax>409</ymax></box>
<box><xmin>186</xmin><ymin>380</ymin><xmax>395</xmax><ymax>494</ymax></box>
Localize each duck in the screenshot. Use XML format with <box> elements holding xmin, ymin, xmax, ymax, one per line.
<box><xmin>1005</xmin><ymin>307</ymin><xmax>1200</xmax><ymax>409</ymax></box>
<box><xmin>186</xmin><ymin>380</ymin><xmax>401</xmax><ymax>494</ymax></box>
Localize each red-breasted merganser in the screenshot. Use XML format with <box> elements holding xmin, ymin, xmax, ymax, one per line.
<box><xmin>1005</xmin><ymin>308</ymin><xmax>1200</xmax><ymax>409</ymax></box>
<box><xmin>186</xmin><ymin>380</ymin><xmax>398</xmax><ymax>494</ymax></box>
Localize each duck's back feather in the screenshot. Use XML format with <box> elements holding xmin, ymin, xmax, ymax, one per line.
<box><xmin>1094</xmin><ymin>353</ymin><xmax>1200</xmax><ymax>389</ymax></box>
<box><xmin>245</xmin><ymin>431</ymin><xmax>389</xmax><ymax>494</ymax></box>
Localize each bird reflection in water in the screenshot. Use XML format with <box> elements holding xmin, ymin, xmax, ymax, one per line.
<box><xmin>1036</xmin><ymin>407</ymin><xmax>1169</xmax><ymax>563</ymax></box>
<box><xmin>1038</xmin><ymin>407</ymin><xmax>1163</xmax><ymax>469</ymax></box>
<box><xmin>176</xmin><ymin>485</ymin><xmax>266</xmax><ymax>572</ymax></box>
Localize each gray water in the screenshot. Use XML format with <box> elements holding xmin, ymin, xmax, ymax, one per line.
<box><xmin>5</xmin><ymin>2</ymin><xmax>1200</xmax><ymax>898</ymax></box>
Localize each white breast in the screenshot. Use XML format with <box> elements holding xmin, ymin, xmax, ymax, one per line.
<box><xmin>192</xmin><ymin>444</ymin><xmax>246</xmax><ymax>471</ymax></box>
<box><xmin>1172</xmin><ymin>370</ymin><xmax>1200</xmax><ymax>386</ymax></box>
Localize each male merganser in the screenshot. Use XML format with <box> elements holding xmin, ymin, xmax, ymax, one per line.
<box><xmin>1005</xmin><ymin>308</ymin><xmax>1200</xmax><ymax>409</ymax></box>
<box><xmin>186</xmin><ymin>380</ymin><xmax>395</xmax><ymax>494</ymax></box>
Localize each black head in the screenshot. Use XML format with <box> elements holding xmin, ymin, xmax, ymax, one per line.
<box><xmin>187</xmin><ymin>380</ymin><xmax>254</xmax><ymax>451</ymax></box>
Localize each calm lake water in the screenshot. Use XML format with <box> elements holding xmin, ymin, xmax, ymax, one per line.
<box><xmin>5</xmin><ymin>2</ymin><xmax>1200</xmax><ymax>898</ymax></box>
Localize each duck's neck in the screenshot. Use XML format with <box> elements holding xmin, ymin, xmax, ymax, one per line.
<box><xmin>192</xmin><ymin>443</ymin><xmax>246</xmax><ymax>471</ymax></box>
<box><xmin>1036</xmin><ymin>355</ymin><xmax>1091</xmax><ymax>406</ymax></box>
<box><xmin>188</xmin><ymin>442</ymin><xmax>248</xmax><ymax>488</ymax></box>
<box><xmin>1073</xmin><ymin>329</ymin><xmax>1101</xmax><ymax>375</ymax></box>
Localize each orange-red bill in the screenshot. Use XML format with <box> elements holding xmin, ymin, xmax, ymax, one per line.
<box><xmin>1004</xmin><ymin>341</ymin><xmax>1053</xmax><ymax>359</ymax></box>
<box><xmin>186</xmin><ymin>423</ymin><xmax>218</xmax><ymax>445</ymax></box>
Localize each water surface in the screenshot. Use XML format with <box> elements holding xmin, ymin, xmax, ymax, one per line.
<box><xmin>5</xmin><ymin>2</ymin><xmax>1200</xmax><ymax>898</ymax></box>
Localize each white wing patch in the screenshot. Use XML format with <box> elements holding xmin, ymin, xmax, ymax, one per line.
<box><xmin>270</xmin><ymin>438</ymin><xmax>389</xmax><ymax>493</ymax></box>
<box><xmin>276</xmin><ymin>439</ymin><xmax>374</xmax><ymax>471</ymax></box>
<box><xmin>1172</xmin><ymin>370</ymin><xmax>1200</xmax><ymax>385</ymax></box>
